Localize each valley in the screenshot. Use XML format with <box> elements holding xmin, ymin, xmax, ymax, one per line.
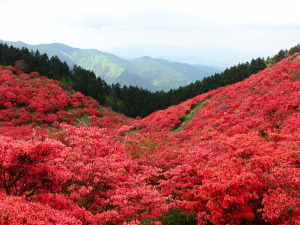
<box><xmin>0</xmin><ymin>50</ymin><xmax>299</xmax><ymax>224</ymax></box>
<box><xmin>0</xmin><ymin>40</ymin><xmax>222</xmax><ymax>91</ymax></box>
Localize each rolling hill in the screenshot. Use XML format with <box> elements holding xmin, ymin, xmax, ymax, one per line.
<box><xmin>0</xmin><ymin>40</ymin><xmax>222</xmax><ymax>91</ymax></box>
<box><xmin>0</xmin><ymin>53</ymin><xmax>299</xmax><ymax>224</ymax></box>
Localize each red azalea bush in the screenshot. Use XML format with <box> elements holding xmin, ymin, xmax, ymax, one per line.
<box><xmin>0</xmin><ymin>67</ymin><xmax>130</xmax><ymax>128</ymax></box>
<box><xmin>126</xmin><ymin>53</ymin><xmax>300</xmax><ymax>224</ymax></box>
<box><xmin>0</xmin><ymin>54</ymin><xmax>300</xmax><ymax>224</ymax></box>
<box><xmin>0</xmin><ymin>135</ymin><xmax>69</xmax><ymax>197</ymax></box>
<box><xmin>0</xmin><ymin>193</ymin><xmax>82</xmax><ymax>225</ymax></box>
<box><xmin>56</xmin><ymin>123</ymin><xmax>168</xmax><ymax>223</ymax></box>
<box><xmin>0</xmin><ymin>123</ymin><xmax>167</xmax><ymax>224</ymax></box>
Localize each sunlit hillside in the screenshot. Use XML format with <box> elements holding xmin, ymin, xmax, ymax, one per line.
<box><xmin>0</xmin><ymin>53</ymin><xmax>299</xmax><ymax>224</ymax></box>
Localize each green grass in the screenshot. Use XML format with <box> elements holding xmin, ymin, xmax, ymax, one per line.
<box><xmin>173</xmin><ymin>98</ymin><xmax>212</xmax><ymax>134</ymax></box>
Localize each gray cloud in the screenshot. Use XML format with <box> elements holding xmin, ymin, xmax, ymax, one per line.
<box><xmin>1</xmin><ymin>0</ymin><xmax>300</xmax><ymax>66</ymax></box>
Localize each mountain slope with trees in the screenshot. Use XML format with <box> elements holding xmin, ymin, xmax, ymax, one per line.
<box><xmin>0</xmin><ymin>40</ymin><xmax>221</xmax><ymax>91</ymax></box>
<box><xmin>0</xmin><ymin>52</ymin><xmax>299</xmax><ymax>224</ymax></box>
<box><xmin>1</xmin><ymin>42</ymin><xmax>300</xmax><ymax>118</ymax></box>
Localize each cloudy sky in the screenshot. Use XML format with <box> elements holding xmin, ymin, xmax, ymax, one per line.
<box><xmin>1</xmin><ymin>0</ymin><xmax>300</xmax><ymax>66</ymax></box>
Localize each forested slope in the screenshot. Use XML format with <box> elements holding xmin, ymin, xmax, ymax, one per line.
<box><xmin>1</xmin><ymin>42</ymin><xmax>300</xmax><ymax>118</ymax></box>
<box><xmin>0</xmin><ymin>40</ymin><xmax>215</xmax><ymax>91</ymax></box>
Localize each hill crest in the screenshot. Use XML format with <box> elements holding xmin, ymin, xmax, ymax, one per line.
<box><xmin>0</xmin><ymin>40</ymin><xmax>222</xmax><ymax>91</ymax></box>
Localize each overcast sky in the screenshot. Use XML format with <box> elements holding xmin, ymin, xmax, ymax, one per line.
<box><xmin>1</xmin><ymin>0</ymin><xmax>300</xmax><ymax>66</ymax></box>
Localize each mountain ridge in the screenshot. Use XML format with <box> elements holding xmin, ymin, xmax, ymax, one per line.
<box><xmin>0</xmin><ymin>40</ymin><xmax>222</xmax><ymax>91</ymax></box>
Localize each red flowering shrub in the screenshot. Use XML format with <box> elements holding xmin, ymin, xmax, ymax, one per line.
<box><xmin>0</xmin><ymin>67</ymin><xmax>130</xmax><ymax>128</ymax></box>
<box><xmin>0</xmin><ymin>193</ymin><xmax>82</xmax><ymax>225</ymax></box>
<box><xmin>128</xmin><ymin>53</ymin><xmax>300</xmax><ymax>224</ymax></box>
<box><xmin>0</xmin><ymin>135</ymin><xmax>70</xmax><ymax>197</ymax></box>
<box><xmin>0</xmin><ymin>53</ymin><xmax>300</xmax><ymax>224</ymax></box>
<box><xmin>140</xmin><ymin>96</ymin><xmax>201</xmax><ymax>131</ymax></box>
<box><xmin>56</xmin><ymin>124</ymin><xmax>168</xmax><ymax>224</ymax></box>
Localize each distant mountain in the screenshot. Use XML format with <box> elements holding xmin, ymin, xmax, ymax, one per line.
<box><xmin>0</xmin><ymin>40</ymin><xmax>222</xmax><ymax>91</ymax></box>
<box><xmin>193</xmin><ymin>64</ymin><xmax>223</xmax><ymax>76</ymax></box>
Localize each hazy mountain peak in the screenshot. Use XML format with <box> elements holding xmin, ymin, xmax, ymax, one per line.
<box><xmin>0</xmin><ymin>40</ymin><xmax>222</xmax><ymax>91</ymax></box>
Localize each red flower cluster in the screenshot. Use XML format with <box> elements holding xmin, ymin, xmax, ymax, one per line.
<box><xmin>127</xmin><ymin>53</ymin><xmax>300</xmax><ymax>224</ymax></box>
<box><xmin>0</xmin><ymin>54</ymin><xmax>300</xmax><ymax>224</ymax></box>
<box><xmin>0</xmin><ymin>66</ymin><xmax>129</xmax><ymax>128</ymax></box>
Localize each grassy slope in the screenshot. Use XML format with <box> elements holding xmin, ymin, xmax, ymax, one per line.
<box><xmin>172</xmin><ymin>97</ymin><xmax>212</xmax><ymax>133</ymax></box>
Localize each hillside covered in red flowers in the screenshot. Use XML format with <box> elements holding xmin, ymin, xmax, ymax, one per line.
<box><xmin>0</xmin><ymin>54</ymin><xmax>300</xmax><ymax>224</ymax></box>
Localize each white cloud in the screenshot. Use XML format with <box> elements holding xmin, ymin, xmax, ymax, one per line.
<box><xmin>0</xmin><ymin>0</ymin><xmax>300</xmax><ymax>65</ymax></box>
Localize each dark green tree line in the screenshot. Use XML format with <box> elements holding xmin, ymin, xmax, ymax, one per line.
<box><xmin>0</xmin><ymin>42</ymin><xmax>299</xmax><ymax>118</ymax></box>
